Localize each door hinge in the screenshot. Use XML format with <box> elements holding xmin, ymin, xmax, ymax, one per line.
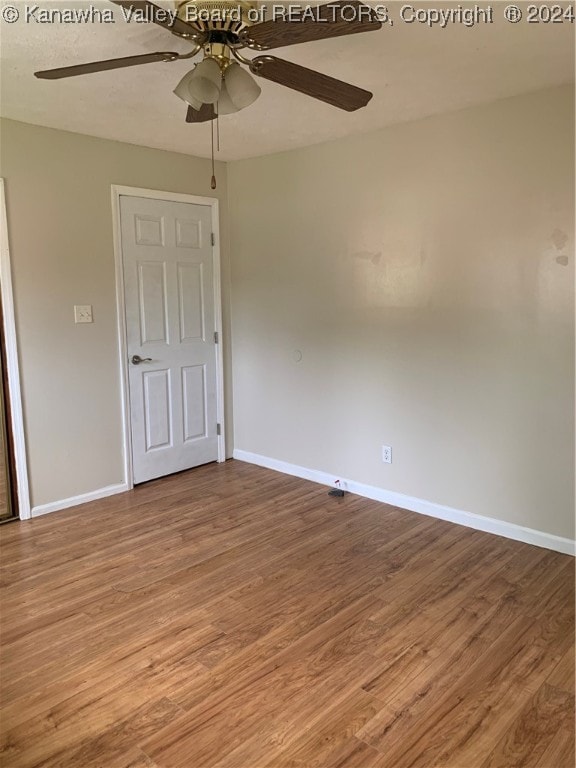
<box><xmin>211</xmin><ymin>232</ymin><xmax>215</xmax><ymax>246</ymax></box>
<box><xmin>216</xmin><ymin>423</ymin><xmax>221</xmax><ymax>436</ymax></box>
<box><xmin>214</xmin><ymin>331</ymin><xmax>219</xmax><ymax>344</ymax></box>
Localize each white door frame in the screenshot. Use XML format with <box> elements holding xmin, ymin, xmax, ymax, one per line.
<box><xmin>0</xmin><ymin>178</ymin><xmax>31</xmax><ymax>520</ymax></box>
<box><xmin>111</xmin><ymin>185</ymin><xmax>226</xmax><ymax>489</ymax></box>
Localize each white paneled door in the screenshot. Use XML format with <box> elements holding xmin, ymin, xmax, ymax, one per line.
<box><xmin>120</xmin><ymin>195</ymin><xmax>219</xmax><ymax>484</ymax></box>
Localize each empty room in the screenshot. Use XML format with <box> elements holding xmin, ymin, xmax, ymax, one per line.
<box><xmin>0</xmin><ymin>1</ymin><xmax>574</xmax><ymax>766</ymax></box>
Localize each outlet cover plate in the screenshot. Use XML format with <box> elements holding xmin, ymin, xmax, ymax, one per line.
<box><xmin>74</xmin><ymin>305</ymin><xmax>93</xmax><ymax>324</ymax></box>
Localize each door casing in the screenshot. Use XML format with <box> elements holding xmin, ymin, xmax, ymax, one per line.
<box><xmin>112</xmin><ymin>185</ymin><xmax>225</xmax><ymax>489</ymax></box>
<box><xmin>0</xmin><ymin>178</ymin><xmax>30</xmax><ymax>519</ymax></box>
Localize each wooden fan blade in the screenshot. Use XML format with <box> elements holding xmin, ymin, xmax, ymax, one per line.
<box><xmin>185</xmin><ymin>104</ymin><xmax>217</xmax><ymax>123</ymax></box>
<box><xmin>35</xmin><ymin>52</ymin><xmax>179</xmax><ymax>79</ymax></box>
<box><xmin>239</xmin><ymin>1</ymin><xmax>381</xmax><ymax>50</ymax></box>
<box><xmin>110</xmin><ymin>1</ymin><xmax>205</xmax><ymax>40</ymax></box>
<box><xmin>250</xmin><ymin>56</ymin><xmax>372</xmax><ymax>111</ymax></box>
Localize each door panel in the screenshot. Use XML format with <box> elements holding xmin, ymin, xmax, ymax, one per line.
<box><xmin>178</xmin><ymin>263</ymin><xmax>204</xmax><ymax>342</ymax></box>
<box><xmin>176</xmin><ymin>218</ymin><xmax>202</xmax><ymax>248</ymax></box>
<box><xmin>143</xmin><ymin>369</ymin><xmax>172</xmax><ymax>451</ymax></box>
<box><xmin>120</xmin><ymin>195</ymin><xmax>218</xmax><ymax>484</ymax></box>
<box><xmin>182</xmin><ymin>365</ymin><xmax>207</xmax><ymax>441</ymax></box>
<box><xmin>139</xmin><ymin>261</ymin><xmax>168</xmax><ymax>344</ymax></box>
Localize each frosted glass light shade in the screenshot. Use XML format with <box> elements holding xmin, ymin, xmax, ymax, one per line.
<box><xmin>174</xmin><ymin>58</ymin><xmax>222</xmax><ymax>106</ymax></box>
<box><xmin>190</xmin><ymin>58</ymin><xmax>222</xmax><ymax>104</ymax></box>
<box><xmin>217</xmin><ymin>82</ymin><xmax>240</xmax><ymax>115</ymax></box>
<box><xmin>224</xmin><ymin>63</ymin><xmax>261</xmax><ymax>110</ymax></box>
<box><xmin>173</xmin><ymin>70</ymin><xmax>203</xmax><ymax>110</ymax></box>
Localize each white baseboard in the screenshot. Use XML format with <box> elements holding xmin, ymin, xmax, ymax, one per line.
<box><xmin>233</xmin><ymin>450</ymin><xmax>576</xmax><ymax>556</ymax></box>
<box><xmin>31</xmin><ymin>483</ymin><xmax>129</xmax><ymax>518</ymax></box>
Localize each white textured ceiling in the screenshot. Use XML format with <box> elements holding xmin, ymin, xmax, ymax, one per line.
<box><xmin>0</xmin><ymin>1</ymin><xmax>574</xmax><ymax>160</ymax></box>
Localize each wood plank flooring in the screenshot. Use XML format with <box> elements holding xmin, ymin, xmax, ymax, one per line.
<box><xmin>0</xmin><ymin>460</ymin><xmax>574</xmax><ymax>768</ymax></box>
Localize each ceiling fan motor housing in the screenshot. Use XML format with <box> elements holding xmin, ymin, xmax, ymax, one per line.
<box><xmin>176</xmin><ymin>0</ymin><xmax>258</xmax><ymax>34</ymax></box>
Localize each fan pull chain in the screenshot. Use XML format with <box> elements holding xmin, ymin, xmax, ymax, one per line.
<box><xmin>210</xmin><ymin>113</ymin><xmax>216</xmax><ymax>190</ymax></box>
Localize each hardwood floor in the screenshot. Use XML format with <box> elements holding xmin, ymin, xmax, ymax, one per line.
<box><xmin>0</xmin><ymin>460</ymin><xmax>573</xmax><ymax>768</ymax></box>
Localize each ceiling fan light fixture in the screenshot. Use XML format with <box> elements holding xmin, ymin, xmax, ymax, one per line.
<box><xmin>175</xmin><ymin>57</ymin><xmax>222</xmax><ymax>106</ymax></box>
<box><xmin>217</xmin><ymin>82</ymin><xmax>240</xmax><ymax>115</ymax></box>
<box><xmin>190</xmin><ymin>57</ymin><xmax>222</xmax><ymax>104</ymax></box>
<box><xmin>224</xmin><ymin>62</ymin><xmax>261</xmax><ymax>110</ymax></box>
<box><xmin>173</xmin><ymin>70</ymin><xmax>203</xmax><ymax>109</ymax></box>
<box><xmin>36</xmin><ymin>1</ymin><xmax>379</xmax><ymax>119</ymax></box>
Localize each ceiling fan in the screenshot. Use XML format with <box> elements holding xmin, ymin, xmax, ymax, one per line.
<box><xmin>34</xmin><ymin>1</ymin><xmax>382</xmax><ymax>122</ymax></box>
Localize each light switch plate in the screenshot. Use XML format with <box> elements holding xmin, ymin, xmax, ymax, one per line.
<box><xmin>74</xmin><ymin>305</ymin><xmax>93</xmax><ymax>324</ymax></box>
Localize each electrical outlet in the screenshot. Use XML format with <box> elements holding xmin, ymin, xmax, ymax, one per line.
<box><xmin>382</xmin><ymin>445</ymin><xmax>392</xmax><ymax>464</ymax></box>
<box><xmin>74</xmin><ymin>305</ymin><xmax>93</xmax><ymax>324</ymax></box>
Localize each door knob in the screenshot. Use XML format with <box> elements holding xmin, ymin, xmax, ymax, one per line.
<box><xmin>131</xmin><ymin>355</ymin><xmax>152</xmax><ymax>365</ymax></box>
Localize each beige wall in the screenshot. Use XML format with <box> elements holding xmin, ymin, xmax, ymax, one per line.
<box><xmin>228</xmin><ymin>85</ymin><xmax>575</xmax><ymax>540</ymax></box>
<box><xmin>0</xmin><ymin>119</ymin><xmax>232</xmax><ymax>508</ymax></box>
<box><xmin>1</xmin><ymin>86</ymin><xmax>574</xmax><ymax>538</ymax></box>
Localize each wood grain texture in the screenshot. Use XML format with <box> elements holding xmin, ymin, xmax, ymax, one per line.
<box><xmin>0</xmin><ymin>460</ymin><xmax>574</xmax><ymax>767</ymax></box>
<box><xmin>34</xmin><ymin>53</ymin><xmax>180</xmax><ymax>80</ymax></box>
<box><xmin>250</xmin><ymin>56</ymin><xmax>373</xmax><ymax>111</ymax></box>
<box><xmin>185</xmin><ymin>103</ymin><xmax>216</xmax><ymax>123</ymax></box>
